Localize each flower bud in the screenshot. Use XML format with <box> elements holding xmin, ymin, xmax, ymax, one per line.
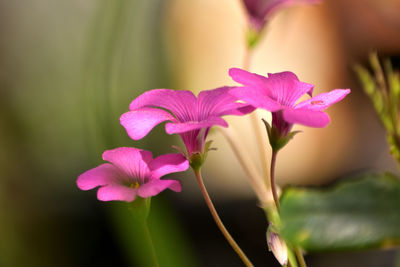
<box><xmin>267</xmin><ymin>227</ymin><xmax>288</xmax><ymax>266</ymax></box>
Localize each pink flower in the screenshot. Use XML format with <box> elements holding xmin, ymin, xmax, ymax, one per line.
<box><xmin>120</xmin><ymin>87</ymin><xmax>254</xmax><ymax>160</ymax></box>
<box><xmin>77</xmin><ymin>147</ymin><xmax>189</xmax><ymax>202</ymax></box>
<box><xmin>242</xmin><ymin>0</ymin><xmax>321</xmax><ymax>32</ymax></box>
<box><xmin>229</xmin><ymin>68</ymin><xmax>350</xmax><ymax>139</ymax></box>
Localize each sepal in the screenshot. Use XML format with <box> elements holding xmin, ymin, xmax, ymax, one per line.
<box><xmin>262</xmin><ymin>118</ymin><xmax>301</xmax><ymax>152</ymax></box>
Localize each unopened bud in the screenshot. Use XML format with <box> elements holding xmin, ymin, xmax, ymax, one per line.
<box><xmin>267</xmin><ymin>227</ymin><xmax>288</xmax><ymax>266</ymax></box>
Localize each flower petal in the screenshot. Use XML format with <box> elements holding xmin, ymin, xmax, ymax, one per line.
<box><xmin>268</xmin><ymin>71</ymin><xmax>300</xmax><ymax>82</ymax></box>
<box><xmin>97</xmin><ymin>184</ymin><xmax>137</xmax><ymax>202</ymax></box>
<box><xmin>77</xmin><ymin>163</ymin><xmax>117</xmax><ymax>190</ymax></box>
<box><xmin>266</xmin><ymin>72</ymin><xmax>314</xmax><ymax>106</ymax></box>
<box><xmin>230</xmin><ymin>69</ymin><xmax>314</xmax><ymax>108</ymax></box>
<box><xmin>230</xmin><ymin>86</ymin><xmax>282</xmax><ymax>112</ymax></box>
<box><xmin>165</xmin><ymin>116</ymin><xmax>228</xmax><ymax>134</ymax></box>
<box><xmin>137</xmin><ymin>179</ymin><xmax>182</xmax><ymax>198</ymax></box>
<box><xmin>197</xmin><ymin>86</ymin><xmax>255</xmax><ymax>117</ymax></box>
<box><xmin>129</xmin><ymin>89</ymin><xmax>197</xmax><ymax>121</ymax></box>
<box><xmin>149</xmin><ymin>153</ymin><xmax>189</xmax><ymax>179</ymax></box>
<box><xmin>229</xmin><ymin>68</ymin><xmax>269</xmax><ymax>88</ymax></box>
<box><xmin>120</xmin><ymin>107</ymin><xmax>176</xmax><ymax>140</ymax></box>
<box><xmin>283</xmin><ymin>108</ymin><xmax>330</xmax><ymax>127</ymax></box>
<box><xmin>295</xmin><ymin>89</ymin><xmax>351</xmax><ymax>111</ymax></box>
<box><xmin>102</xmin><ymin>147</ymin><xmax>152</xmax><ymax>179</ymax></box>
<box><xmin>243</xmin><ymin>0</ymin><xmax>322</xmax><ymax>31</ymax></box>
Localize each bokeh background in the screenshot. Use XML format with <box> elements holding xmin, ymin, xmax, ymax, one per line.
<box><xmin>1</xmin><ymin>0</ymin><xmax>400</xmax><ymax>266</ymax></box>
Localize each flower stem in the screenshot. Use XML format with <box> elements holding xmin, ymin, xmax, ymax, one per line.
<box><xmin>218</xmin><ymin>127</ymin><xmax>270</xmax><ymax>205</ymax></box>
<box><xmin>294</xmin><ymin>247</ymin><xmax>307</xmax><ymax>267</ymax></box>
<box><xmin>270</xmin><ymin>150</ymin><xmax>280</xmax><ymax>210</ymax></box>
<box><xmin>129</xmin><ymin>198</ymin><xmax>159</xmax><ymax>267</ymax></box>
<box><xmin>141</xmin><ymin>220</ymin><xmax>159</xmax><ymax>267</ymax></box>
<box><xmin>243</xmin><ymin>47</ymin><xmax>253</xmax><ymax>71</ymax></box>
<box><xmin>243</xmin><ymin>46</ymin><xmax>270</xmax><ymax>188</ymax></box>
<box><xmin>270</xmin><ymin>151</ymin><xmax>307</xmax><ymax>267</ymax></box>
<box><xmin>193</xmin><ymin>169</ymin><xmax>254</xmax><ymax>267</ymax></box>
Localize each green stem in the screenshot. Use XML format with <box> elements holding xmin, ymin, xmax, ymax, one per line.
<box><xmin>193</xmin><ymin>169</ymin><xmax>254</xmax><ymax>267</ymax></box>
<box><xmin>141</xmin><ymin>220</ymin><xmax>159</xmax><ymax>267</ymax></box>
<box><xmin>270</xmin><ymin>150</ymin><xmax>280</xmax><ymax>210</ymax></box>
<box><xmin>129</xmin><ymin>198</ymin><xmax>159</xmax><ymax>267</ymax></box>
<box><xmin>270</xmin><ymin>151</ymin><xmax>307</xmax><ymax>267</ymax></box>
<box><xmin>294</xmin><ymin>247</ymin><xmax>307</xmax><ymax>267</ymax></box>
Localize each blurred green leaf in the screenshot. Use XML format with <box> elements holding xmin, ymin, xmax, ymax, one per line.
<box><xmin>354</xmin><ymin>64</ymin><xmax>376</xmax><ymax>96</ymax></box>
<box><xmin>280</xmin><ymin>173</ymin><xmax>400</xmax><ymax>252</ymax></box>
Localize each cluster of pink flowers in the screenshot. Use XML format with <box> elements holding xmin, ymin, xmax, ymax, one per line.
<box><xmin>77</xmin><ymin>68</ymin><xmax>349</xmax><ymax>202</ymax></box>
<box><xmin>75</xmin><ymin>2</ymin><xmax>349</xmax><ymax>266</ymax></box>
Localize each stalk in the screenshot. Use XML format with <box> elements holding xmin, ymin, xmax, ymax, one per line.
<box><xmin>193</xmin><ymin>169</ymin><xmax>254</xmax><ymax>267</ymax></box>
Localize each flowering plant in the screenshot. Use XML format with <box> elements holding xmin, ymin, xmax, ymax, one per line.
<box><xmin>76</xmin><ymin>1</ymin><xmax>400</xmax><ymax>267</ymax></box>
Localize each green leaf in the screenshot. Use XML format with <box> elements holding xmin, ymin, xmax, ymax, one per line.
<box><xmin>280</xmin><ymin>173</ymin><xmax>400</xmax><ymax>252</ymax></box>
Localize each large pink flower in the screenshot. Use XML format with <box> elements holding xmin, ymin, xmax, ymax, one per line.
<box><xmin>229</xmin><ymin>68</ymin><xmax>350</xmax><ymax>137</ymax></box>
<box><xmin>77</xmin><ymin>147</ymin><xmax>189</xmax><ymax>202</ymax></box>
<box><xmin>120</xmin><ymin>87</ymin><xmax>254</xmax><ymax>158</ymax></box>
<box><xmin>242</xmin><ymin>0</ymin><xmax>321</xmax><ymax>32</ymax></box>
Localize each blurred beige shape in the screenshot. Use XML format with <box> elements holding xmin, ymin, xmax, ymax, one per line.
<box><xmin>327</xmin><ymin>0</ymin><xmax>400</xmax><ymax>56</ymax></box>
<box><xmin>164</xmin><ymin>0</ymin><xmax>357</xmax><ymax>199</ymax></box>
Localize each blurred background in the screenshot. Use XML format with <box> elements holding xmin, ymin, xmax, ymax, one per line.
<box><xmin>0</xmin><ymin>0</ymin><xmax>399</xmax><ymax>266</ymax></box>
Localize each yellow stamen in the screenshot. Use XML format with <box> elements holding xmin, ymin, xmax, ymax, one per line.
<box><xmin>130</xmin><ymin>181</ymin><xmax>140</xmax><ymax>189</ymax></box>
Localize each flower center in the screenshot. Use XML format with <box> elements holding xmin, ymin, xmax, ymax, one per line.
<box><xmin>129</xmin><ymin>181</ymin><xmax>140</xmax><ymax>189</ymax></box>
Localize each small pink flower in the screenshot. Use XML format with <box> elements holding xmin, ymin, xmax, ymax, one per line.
<box><xmin>242</xmin><ymin>0</ymin><xmax>321</xmax><ymax>32</ymax></box>
<box><xmin>229</xmin><ymin>68</ymin><xmax>350</xmax><ymax>138</ymax></box>
<box><xmin>77</xmin><ymin>147</ymin><xmax>189</xmax><ymax>202</ymax></box>
<box><xmin>120</xmin><ymin>87</ymin><xmax>254</xmax><ymax>159</ymax></box>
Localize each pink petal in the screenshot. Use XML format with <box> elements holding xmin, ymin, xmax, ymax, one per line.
<box><xmin>266</xmin><ymin>72</ymin><xmax>314</xmax><ymax>106</ymax></box>
<box><xmin>149</xmin><ymin>153</ymin><xmax>189</xmax><ymax>179</ymax></box>
<box><xmin>245</xmin><ymin>0</ymin><xmax>322</xmax><ymax>21</ymax></box>
<box><xmin>267</xmin><ymin>230</ymin><xmax>289</xmax><ymax>266</ymax></box>
<box><xmin>129</xmin><ymin>89</ymin><xmax>197</xmax><ymax>121</ymax></box>
<box><xmin>283</xmin><ymin>108</ymin><xmax>330</xmax><ymax>127</ymax></box>
<box><xmin>120</xmin><ymin>107</ymin><xmax>176</xmax><ymax>140</ymax></box>
<box><xmin>243</xmin><ymin>0</ymin><xmax>321</xmax><ymax>31</ymax></box>
<box><xmin>197</xmin><ymin>86</ymin><xmax>255</xmax><ymax>116</ymax></box>
<box><xmin>102</xmin><ymin>147</ymin><xmax>152</xmax><ymax>178</ymax></box>
<box><xmin>229</xmin><ymin>68</ymin><xmax>269</xmax><ymax>88</ymax></box>
<box><xmin>77</xmin><ymin>163</ymin><xmax>118</xmax><ymax>190</ymax></box>
<box><xmin>97</xmin><ymin>184</ymin><xmax>137</xmax><ymax>202</ymax></box>
<box><xmin>268</xmin><ymin>71</ymin><xmax>300</xmax><ymax>81</ymax></box>
<box><xmin>165</xmin><ymin>116</ymin><xmax>228</xmax><ymax>134</ymax></box>
<box><xmin>230</xmin><ymin>86</ymin><xmax>282</xmax><ymax>111</ymax></box>
<box><xmin>295</xmin><ymin>89</ymin><xmax>351</xmax><ymax>111</ymax></box>
<box><xmin>137</xmin><ymin>179</ymin><xmax>182</xmax><ymax>198</ymax></box>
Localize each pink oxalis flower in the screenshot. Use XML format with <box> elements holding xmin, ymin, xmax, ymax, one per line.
<box><xmin>77</xmin><ymin>147</ymin><xmax>189</xmax><ymax>202</ymax></box>
<box><xmin>229</xmin><ymin>68</ymin><xmax>350</xmax><ymax>149</ymax></box>
<box><xmin>120</xmin><ymin>87</ymin><xmax>254</xmax><ymax>168</ymax></box>
<box><xmin>242</xmin><ymin>0</ymin><xmax>321</xmax><ymax>32</ymax></box>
